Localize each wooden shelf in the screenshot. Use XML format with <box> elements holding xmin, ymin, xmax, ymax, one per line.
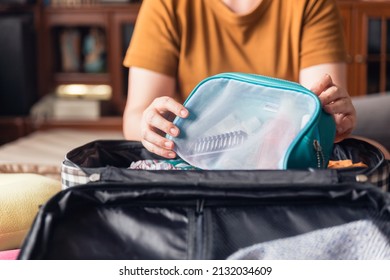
<box><xmin>45</xmin><ymin>10</ymin><xmax>109</xmax><ymax>26</ymax></box>
<box><xmin>35</xmin><ymin>116</ymin><xmax>123</xmax><ymax>131</ymax></box>
<box><xmin>44</xmin><ymin>3</ymin><xmax>141</xmax><ymax>13</ymax></box>
<box><xmin>0</xmin><ymin>3</ymin><xmax>37</xmax><ymax>13</ymax></box>
<box><xmin>39</xmin><ymin>2</ymin><xmax>141</xmax><ymax>115</ymax></box>
<box><xmin>53</xmin><ymin>72</ymin><xmax>111</xmax><ymax>84</ymax></box>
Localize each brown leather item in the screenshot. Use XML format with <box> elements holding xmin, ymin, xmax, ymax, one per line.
<box><xmin>328</xmin><ymin>159</ymin><xmax>368</xmax><ymax>169</ymax></box>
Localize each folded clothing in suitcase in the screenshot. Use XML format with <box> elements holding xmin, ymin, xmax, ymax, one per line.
<box><xmin>18</xmin><ymin>170</ymin><xmax>390</xmax><ymax>260</ymax></box>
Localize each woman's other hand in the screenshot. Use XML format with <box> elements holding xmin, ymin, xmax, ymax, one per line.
<box><xmin>300</xmin><ymin>63</ymin><xmax>356</xmax><ymax>142</ymax></box>
<box><xmin>310</xmin><ymin>74</ymin><xmax>356</xmax><ymax>142</ymax></box>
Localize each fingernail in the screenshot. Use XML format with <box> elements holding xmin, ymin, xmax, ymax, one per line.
<box><xmin>168</xmin><ymin>152</ymin><xmax>176</xmax><ymax>158</ymax></box>
<box><xmin>180</xmin><ymin>109</ymin><xmax>188</xmax><ymax>117</ymax></box>
<box><xmin>164</xmin><ymin>141</ymin><xmax>173</xmax><ymax>148</ymax></box>
<box><xmin>337</xmin><ymin>127</ymin><xmax>345</xmax><ymax>134</ymax></box>
<box><xmin>170</xmin><ymin>128</ymin><xmax>178</xmax><ymax>136</ymax></box>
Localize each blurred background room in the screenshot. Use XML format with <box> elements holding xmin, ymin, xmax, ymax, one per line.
<box><xmin>0</xmin><ymin>0</ymin><xmax>389</xmax><ymax>167</ymax></box>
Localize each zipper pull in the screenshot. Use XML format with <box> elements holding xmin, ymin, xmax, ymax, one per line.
<box><xmin>355</xmin><ymin>174</ymin><xmax>368</xmax><ymax>183</ymax></box>
<box><xmin>89</xmin><ymin>173</ymin><xmax>101</xmax><ymax>182</ymax></box>
<box><xmin>196</xmin><ymin>199</ymin><xmax>205</xmax><ymax>215</ymax></box>
<box><xmin>313</xmin><ymin>140</ymin><xmax>325</xmax><ymax>168</ymax></box>
<box><xmin>339</xmin><ymin>173</ymin><xmax>369</xmax><ymax>184</ymax></box>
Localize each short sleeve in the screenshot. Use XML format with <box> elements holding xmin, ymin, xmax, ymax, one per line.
<box><xmin>123</xmin><ymin>0</ymin><xmax>180</xmax><ymax>77</ymax></box>
<box><xmin>300</xmin><ymin>0</ymin><xmax>347</xmax><ymax>68</ymax></box>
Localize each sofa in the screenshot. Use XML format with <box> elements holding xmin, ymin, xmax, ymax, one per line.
<box><xmin>352</xmin><ymin>93</ymin><xmax>390</xmax><ymax>153</ymax></box>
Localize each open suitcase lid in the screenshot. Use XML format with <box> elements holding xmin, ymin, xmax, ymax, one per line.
<box><xmin>18</xmin><ymin>172</ymin><xmax>390</xmax><ymax>260</ymax></box>
<box><xmin>19</xmin><ymin>137</ymin><xmax>390</xmax><ymax>260</ymax></box>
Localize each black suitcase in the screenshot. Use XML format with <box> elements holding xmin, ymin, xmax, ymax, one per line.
<box><xmin>18</xmin><ymin>141</ymin><xmax>390</xmax><ymax>260</ymax></box>
<box><xmin>59</xmin><ymin>139</ymin><xmax>389</xmax><ymax>191</ymax></box>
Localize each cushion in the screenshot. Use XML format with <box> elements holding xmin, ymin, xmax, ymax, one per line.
<box><xmin>0</xmin><ymin>163</ymin><xmax>61</xmax><ymax>181</ymax></box>
<box><xmin>0</xmin><ymin>249</ymin><xmax>20</xmax><ymax>260</ymax></box>
<box><xmin>0</xmin><ymin>173</ymin><xmax>61</xmax><ymax>251</ymax></box>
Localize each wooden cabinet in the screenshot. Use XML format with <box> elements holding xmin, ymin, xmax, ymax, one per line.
<box><xmin>26</xmin><ymin>1</ymin><xmax>390</xmax><ymax>107</ymax></box>
<box><xmin>40</xmin><ymin>1</ymin><xmax>389</xmax><ymax>103</ymax></box>
<box><xmin>337</xmin><ymin>0</ymin><xmax>390</xmax><ymax>96</ymax></box>
<box><xmin>2</xmin><ymin>0</ymin><xmax>389</xmax><ymax>142</ymax></box>
<box><xmin>0</xmin><ymin>2</ymin><xmax>137</xmax><ymax>145</ymax></box>
<box><xmin>40</xmin><ymin>3</ymin><xmax>141</xmax><ymax>115</ymax></box>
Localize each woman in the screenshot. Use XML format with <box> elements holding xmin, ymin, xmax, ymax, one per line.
<box><xmin>122</xmin><ymin>0</ymin><xmax>356</xmax><ymax>159</ymax></box>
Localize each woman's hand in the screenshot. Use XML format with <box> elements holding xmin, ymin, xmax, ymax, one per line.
<box><xmin>123</xmin><ymin>67</ymin><xmax>187</xmax><ymax>158</ymax></box>
<box><xmin>141</xmin><ymin>96</ymin><xmax>189</xmax><ymax>158</ymax></box>
<box><xmin>310</xmin><ymin>74</ymin><xmax>356</xmax><ymax>142</ymax></box>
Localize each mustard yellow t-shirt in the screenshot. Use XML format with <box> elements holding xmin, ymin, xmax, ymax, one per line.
<box><xmin>123</xmin><ymin>0</ymin><xmax>346</xmax><ymax>101</ymax></box>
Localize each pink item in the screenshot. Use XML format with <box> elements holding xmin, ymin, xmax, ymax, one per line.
<box><xmin>0</xmin><ymin>249</ymin><xmax>20</xmax><ymax>260</ymax></box>
<box><xmin>256</xmin><ymin>116</ymin><xmax>298</xmax><ymax>169</ymax></box>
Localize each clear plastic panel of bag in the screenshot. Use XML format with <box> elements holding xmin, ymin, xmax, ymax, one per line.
<box><xmin>172</xmin><ymin>78</ymin><xmax>317</xmax><ymax>169</ymax></box>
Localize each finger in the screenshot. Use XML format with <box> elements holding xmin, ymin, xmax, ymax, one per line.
<box><xmin>323</xmin><ymin>97</ymin><xmax>354</xmax><ymax>115</ymax></box>
<box><xmin>141</xmin><ymin>138</ymin><xmax>177</xmax><ymax>159</ymax></box>
<box><xmin>143</xmin><ymin>109</ymin><xmax>180</xmax><ymax>137</ymax></box>
<box><xmin>153</xmin><ymin>96</ymin><xmax>189</xmax><ymax>119</ymax></box>
<box><xmin>310</xmin><ymin>74</ymin><xmax>333</xmax><ymax>96</ymax></box>
<box><xmin>318</xmin><ymin>86</ymin><xmax>342</xmax><ymax>106</ymax></box>
<box><xmin>333</xmin><ymin>114</ymin><xmax>355</xmax><ymax>142</ymax></box>
<box><xmin>315</xmin><ymin>83</ymin><xmax>351</xmax><ymax>108</ymax></box>
<box><xmin>142</xmin><ymin>126</ymin><xmax>175</xmax><ymax>150</ymax></box>
<box><xmin>334</xmin><ymin>111</ymin><xmax>356</xmax><ymax>132</ymax></box>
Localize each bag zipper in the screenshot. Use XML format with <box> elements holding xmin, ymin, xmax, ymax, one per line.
<box><xmin>184</xmin><ymin>72</ymin><xmax>320</xmax><ymax>108</ymax></box>
<box><xmin>217</xmin><ymin>72</ymin><xmax>313</xmax><ymax>94</ymax></box>
<box><xmin>313</xmin><ymin>139</ymin><xmax>325</xmax><ymax>168</ymax></box>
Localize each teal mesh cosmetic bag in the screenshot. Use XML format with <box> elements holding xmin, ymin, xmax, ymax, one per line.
<box><xmin>167</xmin><ymin>73</ymin><xmax>336</xmax><ymax>170</ymax></box>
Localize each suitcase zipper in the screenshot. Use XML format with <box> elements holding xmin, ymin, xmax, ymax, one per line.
<box><xmin>355</xmin><ymin>174</ymin><xmax>368</xmax><ymax>183</ymax></box>
<box><xmin>89</xmin><ymin>173</ymin><xmax>101</xmax><ymax>182</ymax></box>
<box><xmin>195</xmin><ymin>199</ymin><xmax>205</xmax><ymax>259</ymax></box>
